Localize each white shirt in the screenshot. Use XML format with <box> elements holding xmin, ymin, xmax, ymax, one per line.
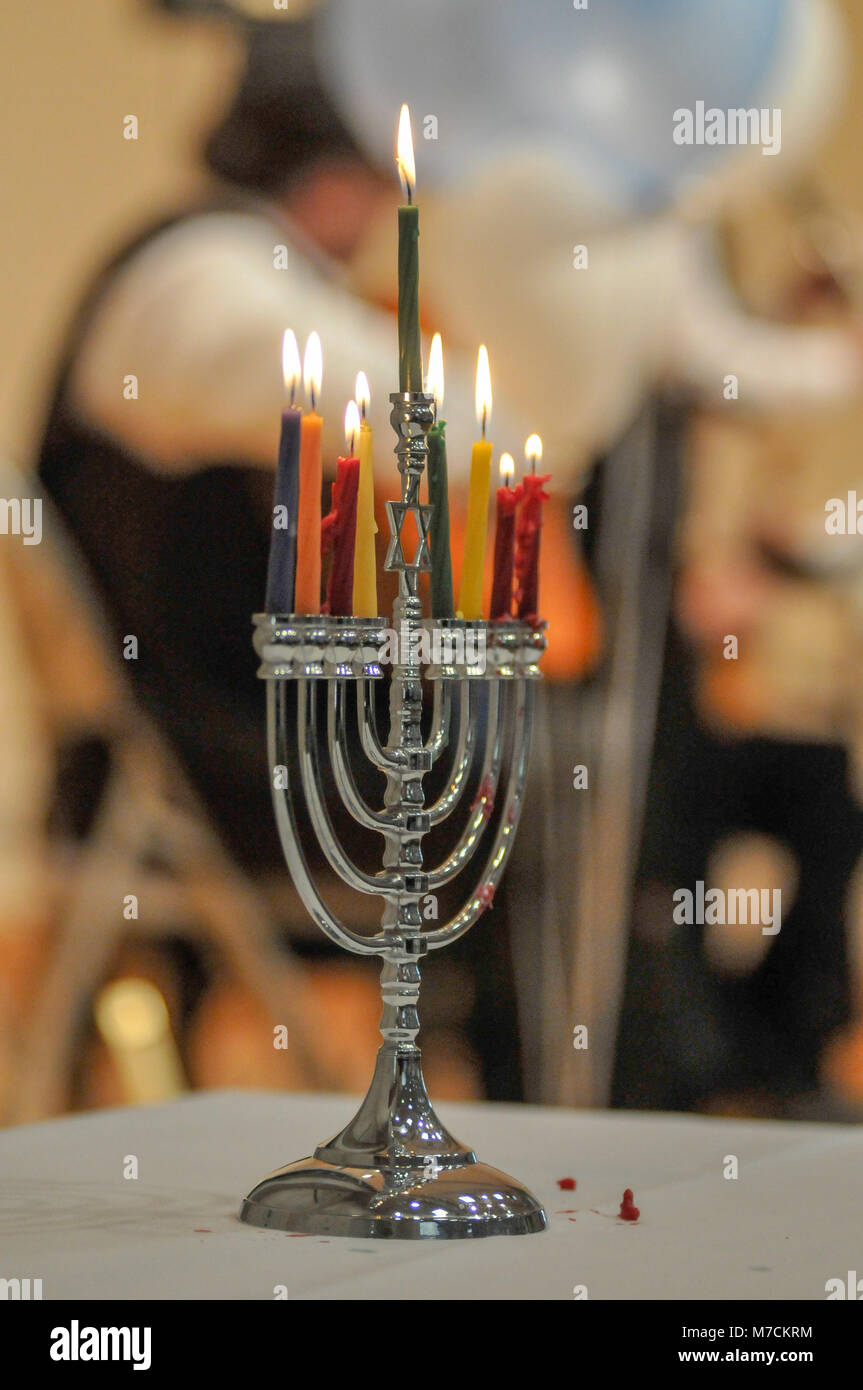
<box><xmin>68</xmin><ymin>207</ymin><xmax>522</xmax><ymax>485</ymax></box>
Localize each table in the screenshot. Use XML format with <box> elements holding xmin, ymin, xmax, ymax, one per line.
<box><xmin>0</xmin><ymin>1091</ymin><xmax>858</xmax><ymax>1300</ymax></box>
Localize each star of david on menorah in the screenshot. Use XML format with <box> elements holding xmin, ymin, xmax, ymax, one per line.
<box><xmin>239</xmin><ymin>388</ymin><xmax>548</xmax><ymax>1239</ymax></box>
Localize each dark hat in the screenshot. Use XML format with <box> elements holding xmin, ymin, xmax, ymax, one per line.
<box><xmin>203</xmin><ymin>16</ymin><xmax>365</xmax><ymax>195</ymax></box>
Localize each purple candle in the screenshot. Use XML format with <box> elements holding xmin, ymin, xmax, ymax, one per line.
<box><xmin>265</xmin><ymin>332</ymin><xmax>302</xmax><ymax>613</ymax></box>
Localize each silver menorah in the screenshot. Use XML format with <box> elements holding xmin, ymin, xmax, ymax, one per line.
<box><xmin>239</xmin><ymin>391</ymin><xmax>547</xmax><ymax>1238</ymax></box>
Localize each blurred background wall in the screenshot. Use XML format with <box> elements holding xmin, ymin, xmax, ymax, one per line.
<box><xmin>0</xmin><ymin>0</ymin><xmax>246</xmax><ymax>468</ymax></box>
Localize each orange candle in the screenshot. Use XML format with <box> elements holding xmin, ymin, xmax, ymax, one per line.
<box><xmin>294</xmin><ymin>331</ymin><xmax>323</xmax><ymax>615</ymax></box>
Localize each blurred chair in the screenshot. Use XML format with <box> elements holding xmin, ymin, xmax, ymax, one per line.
<box><xmin>0</xmin><ymin>459</ymin><xmax>348</xmax><ymax>1123</ymax></box>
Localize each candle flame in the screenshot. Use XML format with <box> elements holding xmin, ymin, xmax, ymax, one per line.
<box><xmin>355</xmin><ymin>371</ymin><xmax>370</xmax><ymax>420</ymax></box>
<box><xmin>396</xmin><ymin>104</ymin><xmax>416</xmax><ymax>202</ymax></box>
<box><xmin>282</xmin><ymin>329</ymin><xmax>301</xmax><ymax>396</ymax></box>
<box><xmin>427</xmin><ymin>332</ymin><xmax>444</xmax><ymax>410</ymax></box>
<box><xmin>475</xmin><ymin>345</ymin><xmax>492</xmax><ymax>435</ymax></box>
<box><xmin>303</xmin><ymin>331</ymin><xmax>323</xmax><ymax>409</ymax></box>
<box><xmin>344</xmin><ymin>399</ymin><xmax>361</xmax><ymax>454</ymax></box>
<box><xmin>499</xmin><ymin>452</ymin><xmax>515</xmax><ymax>482</ymax></box>
<box><xmin>525</xmin><ymin>433</ymin><xmax>543</xmax><ymax>470</ymax></box>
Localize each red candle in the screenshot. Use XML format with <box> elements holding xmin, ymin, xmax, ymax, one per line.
<box><xmin>321</xmin><ymin>402</ymin><xmax>361</xmax><ymax>617</ymax></box>
<box><xmin>514</xmin><ymin>434</ymin><xmax>550</xmax><ymax>623</ymax></box>
<box><xmin>489</xmin><ymin>453</ymin><xmax>519</xmax><ymax>620</ymax></box>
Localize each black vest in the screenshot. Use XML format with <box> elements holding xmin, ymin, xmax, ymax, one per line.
<box><xmin>37</xmin><ymin>206</ymin><xmax>283</xmax><ymax>870</ymax></box>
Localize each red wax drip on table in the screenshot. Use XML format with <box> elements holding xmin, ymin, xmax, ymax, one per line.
<box><xmin>619</xmin><ymin>1188</ymin><xmax>640</xmax><ymax>1222</ymax></box>
<box><xmin>556</xmin><ymin>1177</ymin><xmax>576</xmax><ymax>1191</ymax></box>
<box><xmin>514</xmin><ymin>473</ymin><xmax>551</xmax><ymax>622</ymax></box>
<box><xmin>489</xmin><ymin>481</ymin><xmax>519</xmax><ymax>620</ymax></box>
<box><xmin>321</xmin><ymin>455</ymin><xmax>360</xmax><ymax>616</ymax></box>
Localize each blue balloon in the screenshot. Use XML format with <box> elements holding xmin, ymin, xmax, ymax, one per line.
<box><xmin>318</xmin><ymin>0</ymin><xmax>793</xmax><ymax>211</ymax></box>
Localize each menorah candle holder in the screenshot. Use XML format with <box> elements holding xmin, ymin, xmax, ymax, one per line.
<box><xmin>239</xmin><ymin>392</ymin><xmax>548</xmax><ymax>1238</ymax></box>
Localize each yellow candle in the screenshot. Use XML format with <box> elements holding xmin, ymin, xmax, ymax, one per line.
<box><xmin>352</xmin><ymin>371</ymin><xmax>378</xmax><ymax>617</ymax></box>
<box><xmin>457</xmin><ymin>346</ymin><xmax>493</xmax><ymax>620</ymax></box>
<box><xmin>295</xmin><ymin>332</ymin><xmax>323</xmax><ymax>614</ymax></box>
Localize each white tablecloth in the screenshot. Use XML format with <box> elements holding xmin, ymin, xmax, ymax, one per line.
<box><xmin>0</xmin><ymin>1091</ymin><xmax>858</xmax><ymax>1300</ymax></box>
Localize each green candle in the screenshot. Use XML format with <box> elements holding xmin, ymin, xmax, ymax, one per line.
<box><xmin>425</xmin><ymin>332</ymin><xmax>453</xmax><ymax>616</ymax></box>
<box><xmin>396</xmin><ymin>106</ymin><xmax>422</xmax><ymax>392</ymax></box>
<box><xmin>427</xmin><ymin>419</ymin><xmax>454</xmax><ymax>618</ymax></box>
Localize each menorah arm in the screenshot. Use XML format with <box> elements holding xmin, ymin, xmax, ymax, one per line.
<box><xmin>425</xmin><ymin>681</ymin><xmax>502</xmax><ymax>886</ymax></box>
<box><xmin>424</xmin><ymin>681</ymin><xmax>453</xmax><ymax>761</ymax></box>
<box><xmin>356</xmin><ymin>680</ymin><xmax>408</xmax><ymax>772</ymax></box>
<box><xmin>425</xmin><ymin>681</ymin><xmax>476</xmax><ymax>827</ymax></box>
<box><xmin>268</xmin><ymin>683</ymin><xmax>381</xmax><ymax>956</ymax></box>
<box><xmin>297</xmin><ymin>679</ymin><xmax>401</xmax><ymax>897</ymax></box>
<box><xmin>424</xmin><ymin>679</ymin><xmax>533</xmax><ymax>949</ymax></box>
<box><xmin>327</xmin><ymin>681</ymin><xmax>401</xmax><ymax>834</ymax></box>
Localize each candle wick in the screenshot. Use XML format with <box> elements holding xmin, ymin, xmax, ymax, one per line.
<box><xmin>290</xmin><ymin>381</ymin><xmax>296</xmax><ymax>409</ymax></box>
<box><xmin>481</xmin><ymin>407</ymin><xmax>487</xmax><ymax>440</ymax></box>
<box><xmin>310</xmin><ymin>387</ymin><xmax>316</xmax><ymax>413</ymax></box>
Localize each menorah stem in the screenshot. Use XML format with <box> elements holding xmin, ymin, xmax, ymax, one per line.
<box><xmin>379</xmin><ymin>945</ymin><xmax>421</xmax><ymax>1047</ymax></box>
<box><xmin>378</xmin><ymin>630</ymin><xmax>429</xmax><ymax>933</ymax></box>
<box><xmin>312</xmin><ymin>934</ymin><xmax>474</xmax><ymax>1173</ymax></box>
<box><xmin>380</xmin><ymin>391</ymin><xmax>434</xmax><ymax>936</ymax></box>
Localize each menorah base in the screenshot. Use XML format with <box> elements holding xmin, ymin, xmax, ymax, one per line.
<box><xmin>239</xmin><ymin>1155</ymin><xmax>547</xmax><ymax>1239</ymax></box>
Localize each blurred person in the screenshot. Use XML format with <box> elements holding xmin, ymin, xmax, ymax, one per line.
<box><xmin>38</xmin><ymin>12</ymin><xmax>540</xmax><ymax>867</ymax></box>
<box><xmin>614</xmin><ymin>195</ymin><xmax>863</xmax><ymax>1118</ymax></box>
<box><xmin>34</xmin><ymin>10</ymin><xmax>536</xmax><ymax>1103</ymax></box>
